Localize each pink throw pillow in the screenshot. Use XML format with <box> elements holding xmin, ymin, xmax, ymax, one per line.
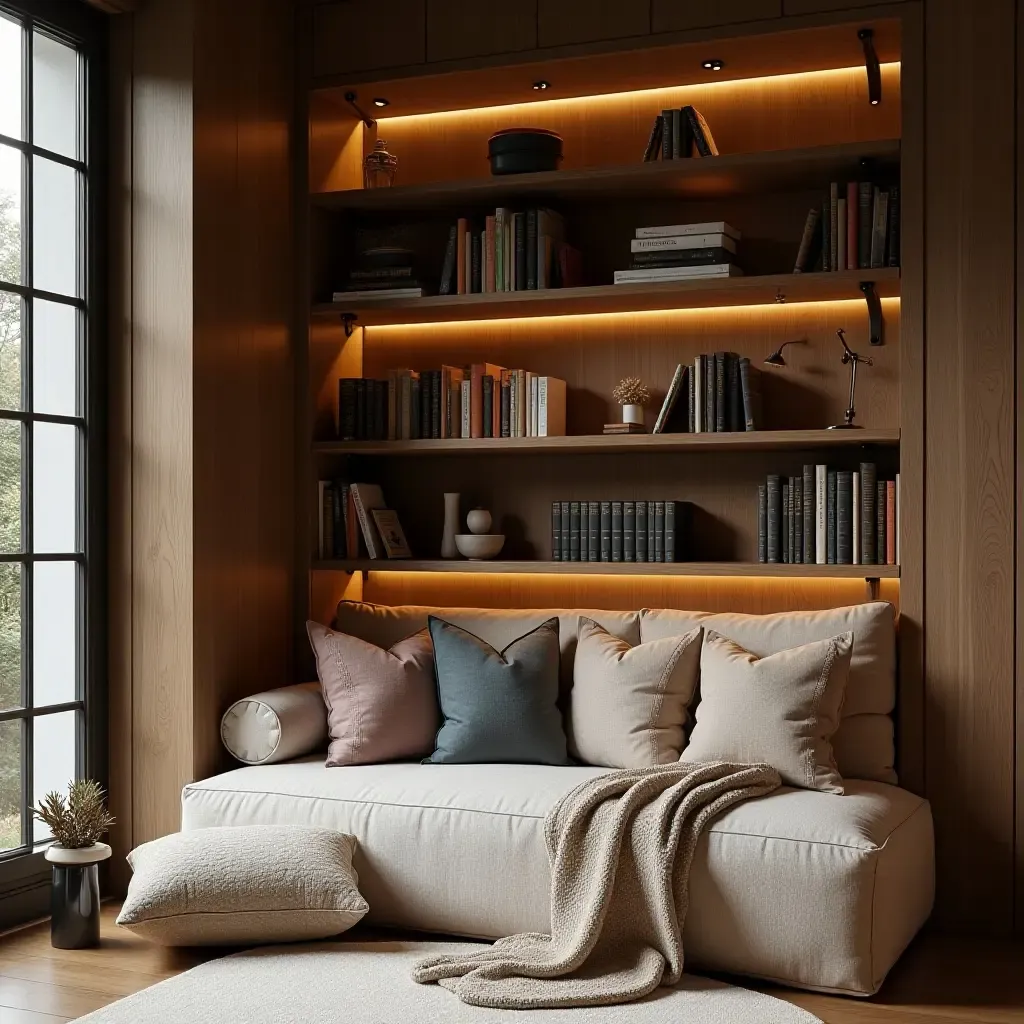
<box><xmin>307</xmin><ymin>621</ymin><xmax>440</xmax><ymax>766</ymax></box>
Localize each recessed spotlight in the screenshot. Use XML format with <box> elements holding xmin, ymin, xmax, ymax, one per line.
<box><xmin>372</xmin><ymin>98</ymin><xmax>389</xmax><ymax>108</ymax></box>
<box><xmin>870</xmin><ymin>98</ymin><xmax>880</xmax><ymax>106</ymax></box>
<box><xmin>702</xmin><ymin>59</ymin><xmax>725</xmax><ymax>71</ymax></box>
<box><xmin>532</xmin><ymin>80</ymin><xmax>551</xmax><ymax>91</ymax></box>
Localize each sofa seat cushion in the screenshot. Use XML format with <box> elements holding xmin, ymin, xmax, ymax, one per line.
<box><xmin>181</xmin><ymin>761</ymin><xmax>933</xmax><ymax>996</ymax></box>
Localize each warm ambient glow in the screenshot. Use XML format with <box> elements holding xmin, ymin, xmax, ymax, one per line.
<box><xmin>375</xmin><ymin>64</ymin><xmax>900</xmax><ymax>126</ymax></box>
<box><xmin>362</xmin><ymin>297</ymin><xmax>901</xmax><ymax>337</ymax></box>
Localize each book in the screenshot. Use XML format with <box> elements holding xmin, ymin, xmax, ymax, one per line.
<box><xmin>836</xmin><ymin>196</ymin><xmax>847</xmax><ymax>272</ymax></box>
<box><xmin>895</xmin><ymin>473</ymin><xmax>901</xmax><ymax>565</ymax></box>
<box><xmin>335</xmin><ymin>481</ymin><xmax>349</xmax><ymax>558</ymax></box>
<box><xmin>704</xmin><ymin>352</ymin><xmax>715</xmax><ymax>435</ymax></box>
<box><xmin>837</xmin><ymin>470</ymin><xmax>853</xmax><ymax>564</ymax></box>
<box><xmin>683</xmin><ymin>105</ymin><xmax>718</xmax><ymax>156</ymax></box>
<box><xmin>332</xmin><ymin>287</ymin><xmax>423</xmax><ymax>301</ymax></box>
<box><xmin>870</xmin><ymin>187</ymin><xmax>889</xmax><ymax>268</ymax></box>
<box><xmin>860</xmin><ymin>462</ymin><xmax>877</xmax><ymax>564</ymax></box>
<box><xmin>537</xmin><ymin>376</ymin><xmax>567</xmax><ymax>436</ymax></box>
<box><xmin>338</xmin><ymin>377</ymin><xmax>357</xmax><ymax>440</ymax></box>
<box><xmin>561</xmin><ymin>501</ymin><xmax>571</xmax><ymax>562</ymax></box>
<box><xmin>766</xmin><ymin>475</ymin><xmax>781</xmax><ymax>563</ymax></box>
<box><xmin>371</xmin><ymin>509</ymin><xmax>411</xmax><ymax>558</ymax></box>
<box><xmin>485</xmin><ymin>215</ymin><xmax>496</xmax><ymax>292</ymax></box>
<box><xmin>482</xmin><ymin>375</ymin><xmax>493</xmax><ymax>438</ymax></box>
<box><xmin>794</xmin><ymin>207</ymin><xmax>821</xmax><ymax>273</ymax></box>
<box><xmin>500</xmin><ymin>376</ymin><xmax>511</xmax><ymax>437</ymax></box>
<box><xmin>665</xmin><ymin>500</ymin><xmax>683</xmax><ymax>562</ymax></box>
<box><xmin>714</xmin><ymin>352</ymin><xmax>726</xmax><ymax>432</ymax></box>
<box><xmin>470</xmin><ymin>232</ymin><xmax>482</xmax><ymax>293</ymax></box>
<box><xmin>551</xmin><ymin>502</ymin><xmax>561</xmax><ymax>560</ymax></box>
<box><xmin>886</xmin><ymin>480</ymin><xmax>896</xmax><ymax>564</ymax></box>
<box><xmin>636</xmin><ymin>500</ymin><xmax>648</xmax><ymax>562</ymax></box>
<box><xmin>456</xmin><ymin>217</ymin><xmax>468</xmax><ymax>294</ymax></box>
<box><xmin>602</xmin><ymin>422</ymin><xmax>646</xmax><ymax>434</ymax></box>
<box><xmin>876</xmin><ymin>480</ymin><xmax>886</xmax><ymax>565</ymax></box>
<box><xmin>460</xmin><ymin>378</ymin><xmax>471</xmax><ymax>438</ymax></box>
<box><xmin>611</xmin><ymin>501</ymin><xmax>623</xmax><ymax>562</ymax></box>
<box><xmin>631</xmin><ymin>234</ymin><xmax>737</xmax><ymax>254</ymax></box>
<box><xmin>739</xmin><ymin>357</ymin><xmax>762</xmax><ymax>430</ymax></box>
<box><xmin>588</xmin><ymin>501</ymin><xmax>600</xmax><ymax>562</ymax></box>
<box><xmin>642</xmin><ymin>114</ymin><xmax>663</xmax><ymax>161</ymax></box>
<box><xmin>802</xmin><ymin>464</ymin><xmax>815</xmax><ymax>563</ymax></box>
<box><xmin>887</xmin><ymin>185</ymin><xmax>901</xmax><ymax>267</ymax></box>
<box><xmin>350</xmin><ymin>483</ymin><xmax>387</xmax><ymax>559</ymax></box>
<box><xmin>431</xmin><ymin>371</ymin><xmax>442</xmax><ymax>438</ymax></box>
<box><xmin>526</xmin><ymin>209</ymin><xmax>538</xmax><ymax>290</ymax></box>
<box><xmin>317</xmin><ymin>481</ymin><xmax>331</xmax><ymax>559</ymax></box>
<box><xmin>846</xmin><ymin>181</ymin><xmax>858</xmax><ymax>269</ymax></box>
<box><xmin>757</xmin><ymin>484</ymin><xmax>767</xmax><ymax>562</ymax></box>
<box><xmin>654</xmin><ymin>501</ymin><xmax>665</xmax><ymax>562</ymax></box>
<box><xmin>410</xmin><ymin>376</ymin><xmax>421</xmax><ymax>439</ymax></box>
<box><xmin>653</xmin><ymin>364</ymin><xmax>684</xmax><ymax>434</ymax></box>
<box><xmin>829</xmin><ymin>182</ymin><xmax>839</xmax><ymax>272</ymax></box>
<box><xmin>821</xmin><ymin>192</ymin><xmax>831</xmax><ymax>272</ymax></box>
<box><xmin>646</xmin><ymin>500</ymin><xmax>656</xmax><ymax>563</ymax></box>
<box><xmin>439</xmin><ymin>225</ymin><xmax>457</xmax><ymax>294</ymax></box>
<box><xmin>671</xmin><ymin>108</ymin><xmax>683</xmax><ymax>158</ymax></box>
<box><xmin>624</xmin><ymin>501</ymin><xmax>636</xmax><ymax>562</ymax></box>
<box><xmin>661</xmin><ymin>108</ymin><xmax>674</xmax><ymax>160</ymax></box>
<box><xmin>815</xmin><ymin>465</ymin><xmax>827</xmax><ymax>564</ymax></box>
<box><xmin>630</xmin><ymin>248</ymin><xmax>736</xmax><ymax>269</ymax></box>
<box><xmin>782</xmin><ymin>482</ymin><xmax>790</xmax><ymax>563</ymax></box>
<box><xmin>580</xmin><ymin>502</ymin><xmax>589</xmax><ymax>562</ymax></box>
<box><xmin>346</xmin><ymin>487</ymin><xmax>360</xmax><ymax>557</ymax></box>
<box><xmin>826</xmin><ymin>469</ymin><xmax>837</xmax><ymax>564</ymax></box>
<box><xmin>852</xmin><ymin>471</ymin><xmax>861</xmax><ymax>564</ymax></box>
<box><xmin>636</xmin><ymin>221</ymin><xmax>740</xmax><ymax>240</ymax></box>
<box><xmin>600</xmin><ymin>501</ymin><xmax>612</xmax><ymax>561</ymax></box>
<box><xmin>569</xmin><ymin>501</ymin><xmax>581</xmax><ymax>562</ymax></box>
<box><xmin>613</xmin><ymin>264</ymin><xmax>742</xmax><ymax>284</ymax></box>
<box><xmin>858</xmin><ymin>181</ymin><xmax>873</xmax><ymax>269</ymax></box>
<box><xmin>514</xmin><ymin>212</ymin><xmax>527</xmax><ymax>291</ymax></box>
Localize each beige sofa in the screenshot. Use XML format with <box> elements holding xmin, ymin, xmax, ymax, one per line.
<box><xmin>181</xmin><ymin>600</ymin><xmax>934</xmax><ymax>997</ymax></box>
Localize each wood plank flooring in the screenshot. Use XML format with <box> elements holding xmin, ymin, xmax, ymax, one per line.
<box><xmin>0</xmin><ymin>905</ymin><xmax>1021</xmax><ymax>1022</ymax></box>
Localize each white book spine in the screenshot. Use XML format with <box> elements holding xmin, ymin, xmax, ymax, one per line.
<box><xmin>630</xmin><ymin>233</ymin><xmax>735</xmax><ymax>252</ymax></box>
<box><xmin>815</xmin><ymin>465</ymin><xmax>827</xmax><ymax>565</ymax></box>
<box><xmin>538</xmin><ymin>376</ymin><xmax>548</xmax><ymax>436</ymax></box>
<box><xmin>531</xmin><ymin>375</ymin><xmax>539</xmax><ymax>437</ymax></box>
<box><xmin>635</xmin><ymin>221</ymin><xmax>740</xmax><ymax>240</ymax></box>
<box><xmin>852</xmin><ymin>471</ymin><xmax>861</xmax><ymax>565</ymax></box>
<box><xmin>613</xmin><ymin>265</ymin><xmax>738</xmax><ymax>284</ymax></box>
<box><xmin>461</xmin><ymin>379</ymin><xmax>471</xmax><ymax>439</ymax></box>
<box><xmin>509</xmin><ymin>375</ymin><xmax>518</xmax><ymax>438</ymax></box>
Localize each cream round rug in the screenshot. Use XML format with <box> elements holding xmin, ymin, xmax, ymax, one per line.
<box><xmin>73</xmin><ymin>941</ymin><xmax>823</xmax><ymax>1023</ymax></box>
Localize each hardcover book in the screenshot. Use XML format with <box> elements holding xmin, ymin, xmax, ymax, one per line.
<box><xmin>860</xmin><ymin>462</ymin><xmax>877</xmax><ymax>564</ymax></box>
<box><xmin>766</xmin><ymin>475</ymin><xmax>781</xmax><ymax>564</ymax></box>
<box><xmin>611</xmin><ymin>501</ymin><xmax>623</xmax><ymax>562</ymax></box>
<box><xmin>653</xmin><ymin>501</ymin><xmax>665</xmax><ymax>562</ymax></box>
<box><xmin>636</xmin><ymin>501</ymin><xmax>648</xmax><ymax>562</ymax></box>
<box><xmin>600</xmin><ymin>501</ymin><xmax>612</xmax><ymax>562</ymax></box>
<box><xmin>623</xmin><ymin>501</ymin><xmax>636</xmax><ymax>563</ymax></box>
<box><xmin>588</xmin><ymin>501</ymin><xmax>600</xmax><ymax>562</ymax></box>
<box><xmin>758</xmin><ymin>484</ymin><xmax>767</xmax><ymax>563</ymax></box>
<box><xmin>569</xmin><ymin>501</ymin><xmax>581</xmax><ymax>562</ymax></box>
<box><xmin>837</xmin><ymin>470</ymin><xmax>853</xmax><ymax>565</ymax></box>
<box><xmin>802</xmin><ymin>463</ymin><xmax>815</xmax><ymax>563</ymax></box>
<box><xmin>551</xmin><ymin>502</ymin><xmax>561</xmax><ymax>561</ymax></box>
<box><xmin>826</xmin><ymin>469</ymin><xmax>837</xmax><ymax>565</ymax></box>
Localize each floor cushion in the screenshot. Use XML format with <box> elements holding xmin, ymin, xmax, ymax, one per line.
<box><xmin>181</xmin><ymin>760</ymin><xmax>933</xmax><ymax>997</ymax></box>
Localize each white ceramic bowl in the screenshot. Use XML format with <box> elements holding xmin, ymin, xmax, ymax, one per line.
<box><xmin>455</xmin><ymin>534</ymin><xmax>505</xmax><ymax>560</ymax></box>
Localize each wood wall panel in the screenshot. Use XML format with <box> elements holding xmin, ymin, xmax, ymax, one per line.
<box><xmin>426</xmin><ymin>0</ymin><xmax>537</xmax><ymax>63</ymax></box>
<box><xmin>925</xmin><ymin>0</ymin><xmax>1016</xmax><ymax>934</ymax></box>
<box><xmin>538</xmin><ymin>0</ymin><xmax>650</xmax><ymax>48</ymax></box>
<box><xmin>653</xmin><ymin>0</ymin><xmax>782</xmax><ymax>34</ymax></box>
<box><xmin>785</xmin><ymin>0</ymin><xmax>903</xmax><ymax>12</ymax></box>
<box><xmin>312</xmin><ymin>0</ymin><xmax>426</xmax><ymax>79</ymax></box>
<box><xmin>1017</xmin><ymin>0</ymin><xmax>1024</xmax><ymax>937</ymax></box>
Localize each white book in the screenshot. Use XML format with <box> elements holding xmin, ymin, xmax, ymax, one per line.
<box><xmin>694</xmin><ymin>357</ymin><xmax>703</xmax><ymax>433</ymax></box>
<box><xmin>509</xmin><ymin>373</ymin><xmax>518</xmax><ymax>438</ymax></box>
<box><xmin>636</xmin><ymin>221</ymin><xmax>741</xmax><ymax>240</ymax></box>
<box><xmin>350</xmin><ymin>483</ymin><xmax>386</xmax><ymax>560</ymax></box>
<box><xmin>332</xmin><ymin>288</ymin><xmax>422</xmax><ymax>302</ymax></box>
<box><xmin>531</xmin><ymin>375</ymin><xmax>539</xmax><ymax>437</ymax></box>
<box><xmin>837</xmin><ymin>197</ymin><xmax>847</xmax><ymax>272</ymax></box>
<box><xmin>460</xmin><ymin>379</ymin><xmax>471</xmax><ymax>439</ymax></box>
<box><xmin>630</xmin><ymin>233</ymin><xmax>737</xmax><ymax>253</ymax></box>
<box><xmin>815</xmin><ymin>465</ymin><xmax>827</xmax><ymax>565</ymax></box>
<box><xmin>614</xmin><ymin>264</ymin><xmax>742</xmax><ymax>284</ymax></box>
<box><xmin>895</xmin><ymin>473</ymin><xmax>901</xmax><ymax>566</ymax></box>
<box><xmin>852</xmin><ymin>471</ymin><xmax>861</xmax><ymax>565</ymax></box>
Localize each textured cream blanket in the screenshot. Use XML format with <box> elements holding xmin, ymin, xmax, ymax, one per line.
<box><xmin>412</xmin><ymin>760</ymin><xmax>780</xmax><ymax>1009</ymax></box>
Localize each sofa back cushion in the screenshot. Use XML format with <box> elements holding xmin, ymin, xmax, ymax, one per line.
<box><xmin>641</xmin><ymin>602</ymin><xmax>896</xmax><ymax>784</ymax></box>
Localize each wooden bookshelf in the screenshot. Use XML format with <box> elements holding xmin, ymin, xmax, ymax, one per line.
<box><xmin>315</xmin><ymin>428</ymin><xmax>901</xmax><ymax>458</ymax></box>
<box><xmin>311</xmin><ymin>141</ymin><xmax>901</xmax><ymax>214</ymax></box>
<box><xmin>315</xmin><ymin>269</ymin><xmax>900</xmax><ymax>325</ymax></box>
<box><xmin>314</xmin><ymin>560</ymin><xmax>900</xmax><ymax>579</ymax></box>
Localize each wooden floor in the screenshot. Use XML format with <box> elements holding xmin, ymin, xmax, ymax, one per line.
<box><xmin>0</xmin><ymin>906</ymin><xmax>1021</xmax><ymax>1022</ymax></box>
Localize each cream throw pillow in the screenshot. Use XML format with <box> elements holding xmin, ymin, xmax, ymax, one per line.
<box><xmin>570</xmin><ymin>618</ymin><xmax>703</xmax><ymax>768</ymax></box>
<box><xmin>681</xmin><ymin>630</ymin><xmax>853</xmax><ymax>794</ymax></box>
<box><xmin>116</xmin><ymin>826</ymin><xmax>368</xmax><ymax>946</ymax></box>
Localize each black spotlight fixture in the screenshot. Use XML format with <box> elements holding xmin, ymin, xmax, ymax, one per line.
<box><xmin>372</xmin><ymin>98</ymin><xmax>390</xmax><ymax>108</ymax></box>
<box><xmin>702</xmin><ymin>59</ymin><xmax>725</xmax><ymax>72</ymax></box>
<box><xmin>858</xmin><ymin>28</ymin><xmax>882</xmax><ymax>106</ymax></box>
<box><xmin>764</xmin><ymin>339</ymin><xmax>805</xmax><ymax>368</ymax></box>
<box><xmin>532</xmin><ymin>80</ymin><xmax>551</xmax><ymax>91</ymax></box>
<box><xmin>343</xmin><ymin>90</ymin><xmax>376</xmax><ymax>129</ymax></box>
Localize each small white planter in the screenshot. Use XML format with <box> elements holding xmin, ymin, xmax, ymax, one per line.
<box><xmin>622</xmin><ymin>403</ymin><xmax>644</xmax><ymax>425</ymax></box>
<box><xmin>45</xmin><ymin>841</ymin><xmax>112</xmax><ymax>866</ymax></box>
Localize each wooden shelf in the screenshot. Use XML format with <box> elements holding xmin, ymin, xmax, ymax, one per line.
<box><xmin>311</xmin><ymin>141</ymin><xmax>900</xmax><ymax>214</ymax></box>
<box><xmin>312</xmin><ymin>560</ymin><xmax>900</xmax><ymax>579</ymax></box>
<box><xmin>315</xmin><ymin>428</ymin><xmax>900</xmax><ymax>458</ymax></box>
<box><xmin>315</xmin><ymin>268</ymin><xmax>900</xmax><ymax>326</ymax></box>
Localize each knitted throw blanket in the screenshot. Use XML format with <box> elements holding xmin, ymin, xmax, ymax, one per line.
<box><xmin>412</xmin><ymin>760</ymin><xmax>780</xmax><ymax>1009</ymax></box>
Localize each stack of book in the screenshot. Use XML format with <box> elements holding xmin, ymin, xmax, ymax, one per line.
<box><xmin>317</xmin><ymin>481</ymin><xmax>409</xmax><ymax>561</ymax></box>
<box><xmin>339</xmin><ymin>368</ymin><xmax>567</xmax><ymax>440</ymax></box>
<box><xmin>439</xmin><ymin>210</ymin><xmax>582</xmax><ymax>295</ymax></box>
<box><xmin>333</xmin><ymin>248</ymin><xmax>423</xmax><ymax>301</ymax></box>
<box><xmin>756</xmin><ymin>462</ymin><xmax>900</xmax><ymax>565</ymax></box>
<box><xmin>614</xmin><ymin>221</ymin><xmax>742</xmax><ymax>285</ymax></box>
<box><xmin>642</xmin><ymin>105</ymin><xmax>718</xmax><ymax>161</ymax></box>
<box><xmin>652</xmin><ymin>353</ymin><xmax>762</xmax><ymax>434</ymax></box>
<box><xmin>794</xmin><ymin>183</ymin><xmax>900</xmax><ymax>273</ymax></box>
<box><xmin>552</xmin><ymin>500</ymin><xmax>691</xmax><ymax>563</ymax></box>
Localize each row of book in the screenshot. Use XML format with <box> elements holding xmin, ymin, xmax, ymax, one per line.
<box><xmin>338</xmin><ymin>367</ymin><xmax>568</xmax><ymax>441</ymax></box>
<box><xmin>794</xmin><ymin>183</ymin><xmax>900</xmax><ymax>274</ymax></box>
<box><xmin>756</xmin><ymin>463</ymin><xmax>899</xmax><ymax>565</ymax></box>
<box><xmin>439</xmin><ymin>210</ymin><xmax>582</xmax><ymax>295</ymax></box>
<box><xmin>642</xmin><ymin>105</ymin><xmax>719</xmax><ymax>161</ymax></box>
<box><xmin>317</xmin><ymin>481</ymin><xmax>411</xmax><ymax>560</ymax></box>
<box><xmin>652</xmin><ymin>353</ymin><xmax>762</xmax><ymax>434</ymax></box>
<box><xmin>552</xmin><ymin>500</ymin><xmax>691</xmax><ymax>563</ymax></box>
<box><xmin>333</xmin><ymin>264</ymin><xmax>422</xmax><ymax>302</ymax></box>
<box><xmin>615</xmin><ymin>221</ymin><xmax>742</xmax><ymax>285</ymax></box>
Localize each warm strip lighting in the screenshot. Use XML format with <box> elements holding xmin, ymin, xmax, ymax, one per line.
<box><xmin>376</xmin><ymin>63</ymin><xmax>900</xmax><ymax>125</ymax></box>
<box><xmin>346</xmin><ymin>570</ymin><xmax>899</xmax><ymax>583</ymax></box>
<box><xmin>364</xmin><ymin>297</ymin><xmax>901</xmax><ymax>337</ymax></box>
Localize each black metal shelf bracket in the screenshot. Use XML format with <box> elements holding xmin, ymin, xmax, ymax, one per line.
<box><xmin>858</xmin><ymin>28</ymin><xmax>882</xmax><ymax>106</ymax></box>
<box><xmin>341</xmin><ymin>312</ymin><xmax>358</xmax><ymax>338</ymax></box>
<box><xmin>343</xmin><ymin>91</ymin><xmax>377</xmax><ymax>129</ymax></box>
<box><xmin>861</xmin><ymin>281</ymin><xmax>883</xmax><ymax>346</ymax></box>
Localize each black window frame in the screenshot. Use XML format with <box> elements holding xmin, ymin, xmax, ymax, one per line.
<box><xmin>0</xmin><ymin>0</ymin><xmax>106</xmax><ymax>930</ymax></box>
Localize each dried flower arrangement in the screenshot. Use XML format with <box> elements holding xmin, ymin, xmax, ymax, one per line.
<box><xmin>612</xmin><ymin>377</ymin><xmax>651</xmax><ymax>407</ymax></box>
<box><xmin>31</xmin><ymin>780</ymin><xmax>115</xmax><ymax>849</ymax></box>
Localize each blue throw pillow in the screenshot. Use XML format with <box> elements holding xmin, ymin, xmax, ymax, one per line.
<box><xmin>425</xmin><ymin>616</ymin><xmax>569</xmax><ymax>765</ymax></box>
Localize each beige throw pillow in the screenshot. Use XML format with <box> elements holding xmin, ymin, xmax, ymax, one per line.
<box><xmin>116</xmin><ymin>826</ymin><xmax>368</xmax><ymax>946</ymax></box>
<box><xmin>681</xmin><ymin>630</ymin><xmax>853</xmax><ymax>794</ymax></box>
<box><xmin>307</xmin><ymin>621</ymin><xmax>439</xmax><ymax>767</ymax></box>
<box><xmin>570</xmin><ymin>618</ymin><xmax>703</xmax><ymax>768</ymax></box>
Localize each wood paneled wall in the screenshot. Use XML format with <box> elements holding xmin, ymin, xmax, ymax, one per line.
<box><xmin>107</xmin><ymin>0</ymin><xmax>296</xmax><ymax>877</ymax></box>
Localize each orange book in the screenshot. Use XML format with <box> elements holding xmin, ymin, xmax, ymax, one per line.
<box><xmin>846</xmin><ymin>182</ymin><xmax>858</xmax><ymax>269</ymax></box>
<box><xmin>469</xmin><ymin>362</ymin><xmax>503</xmax><ymax>439</ymax></box>
<box><xmin>885</xmin><ymin>480</ymin><xmax>896</xmax><ymax>564</ymax></box>
<box><xmin>456</xmin><ymin>217</ymin><xmax>468</xmax><ymax>294</ymax></box>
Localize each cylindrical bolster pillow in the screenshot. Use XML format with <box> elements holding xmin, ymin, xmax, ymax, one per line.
<box><xmin>220</xmin><ymin>683</ymin><xmax>327</xmax><ymax>765</ymax></box>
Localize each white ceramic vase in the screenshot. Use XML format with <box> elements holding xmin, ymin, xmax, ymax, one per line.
<box><xmin>622</xmin><ymin>403</ymin><xmax>644</xmax><ymax>425</ymax></box>
<box><xmin>441</xmin><ymin>492</ymin><xmax>460</xmax><ymax>558</ymax></box>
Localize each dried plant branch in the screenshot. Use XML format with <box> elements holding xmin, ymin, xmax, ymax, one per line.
<box><xmin>30</xmin><ymin>780</ymin><xmax>115</xmax><ymax>849</ymax></box>
<box><xmin>612</xmin><ymin>377</ymin><xmax>651</xmax><ymax>407</ymax></box>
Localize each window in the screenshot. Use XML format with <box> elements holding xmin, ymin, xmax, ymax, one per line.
<box><xmin>0</xmin><ymin>0</ymin><xmax>103</xmax><ymax>887</ymax></box>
